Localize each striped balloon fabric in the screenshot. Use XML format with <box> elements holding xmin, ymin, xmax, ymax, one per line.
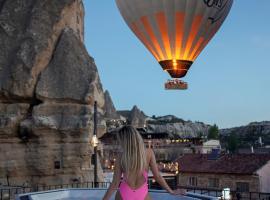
<box><xmin>116</xmin><ymin>0</ymin><xmax>233</xmax><ymax>78</ymax></box>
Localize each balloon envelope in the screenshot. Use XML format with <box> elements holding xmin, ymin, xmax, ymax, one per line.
<box><xmin>116</xmin><ymin>0</ymin><xmax>233</xmax><ymax>78</ymax></box>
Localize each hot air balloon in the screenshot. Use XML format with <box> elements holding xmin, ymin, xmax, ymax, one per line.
<box><xmin>116</xmin><ymin>0</ymin><xmax>233</xmax><ymax>90</ymax></box>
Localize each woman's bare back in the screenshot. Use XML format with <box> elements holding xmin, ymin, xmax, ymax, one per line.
<box><xmin>115</xmin><ymin>148</ymin><xmax>152</xmax><ymax>200</ymax></box>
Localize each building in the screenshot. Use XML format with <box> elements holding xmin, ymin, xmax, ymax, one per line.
<box><xmin>99</xmin><ymin>128</ymin><xmax>204</xmax><ymax>169</ymax></box>
<box><xmin>238</xmin><ymin>146</ymin><xmax>270</xmax><ymax>154</ymax></box>
<box><xmin>176</xmin><ymin>154</ymin><xmax>270</xmax><ymax>193</ymax></box>
<box><xmin>201</xmin><ymin>140</ymin><xmax>221</xmax><ymax>154</ymax></box>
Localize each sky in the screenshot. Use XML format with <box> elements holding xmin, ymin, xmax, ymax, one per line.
<box><xmin>83</xmin><ymin>1</ymin><xmax>270</xmax><ymax>129</ymax></box>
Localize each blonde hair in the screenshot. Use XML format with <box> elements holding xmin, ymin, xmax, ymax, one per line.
<box><xmin>117</xmin><ymin>126</ymin><xmax>147</xmax><ymax>179</ymax></box>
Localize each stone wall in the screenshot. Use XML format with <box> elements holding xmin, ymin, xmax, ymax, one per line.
<box><xmin>178</xmin><ymin>173</ymin><xmax>260</xmax><ymax>192</ymax></box>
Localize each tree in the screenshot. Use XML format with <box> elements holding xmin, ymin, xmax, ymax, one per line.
<box><xmin>227</xmin><ymin>133</ymin><xmax>239</xmax><ymax>153</ymax></box>
<box><xmin>198</xmin><ymin>131</ymin><xmax>204</xmax><ymax>138</ymax></box>
<box><xmin>207</xmin><ymin>124</ymin><xmax>219</xmax><ymax>140</ymax></box>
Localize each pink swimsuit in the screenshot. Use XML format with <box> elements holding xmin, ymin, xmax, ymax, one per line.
<box><xmin>119</xmin><ymin>170</ymin><xmax>148</xmax><ymax>200</ymax></box>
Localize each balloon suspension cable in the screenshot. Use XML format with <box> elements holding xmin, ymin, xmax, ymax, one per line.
<box><xmin>165</xmin><ymin>79</ymin><xmax>188</xmax><ymax>90</ymax></box>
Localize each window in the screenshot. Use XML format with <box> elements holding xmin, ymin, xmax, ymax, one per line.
<box><xmin>236</xmin><ymin>182</ymin><xmax>249</xmax><ymax>192</ymax></box>
<box><xmin>208</xmin><ymin>178</ymin><xmax>219</xmax><ymax>188</ymax></box>
<box><xmin>91</xmin><ymin>154</ymin><xmax>95</xmax><ymax>165</ymax></box>
<box><xmin>54</xmin><ymin>161</ymin><xmax>61</xmax><ymax>169</ymax></box>
<box><xmin>189</xmin><ymin>177</ymin><xmax>198</xmax><ymax>186</ymax></box>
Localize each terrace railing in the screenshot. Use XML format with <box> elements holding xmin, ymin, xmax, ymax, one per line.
<box><xmin>0</xmin><ymin>182</ymin><xmax>110</xmax><ymax>200</ymax></box>
<box><xmin>1</xmin><ymin>182</ymin><xmax>270</xmax><ymax>200</ymax></box>
<box><xmin>177</xmin><ymin>186</ymin><xmax>270</xmax><ymax>200</ymax></box>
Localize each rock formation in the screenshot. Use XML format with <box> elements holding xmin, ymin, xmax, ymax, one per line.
<box><xmin>103</xmin><ymin>90</ymin><xmax>119</xmax><ymax>119</ymax></box>
<box><xmin>118</xmin><ymin>105</ymin><xmax>147</xmax><ymax>127</ymax></box>
<box><xmin>116</xmin><ymin>106</ymin><xmax>210</xmax><ymax>137</ymax></box>
<box><xmin>0</xmin><ymin>0</ymin><xmax>105</xmax><ymax>187</ymax></box>
<box><xmin>220</xmin><ymin>121</ymin><xmax>270</xmax><ymax>146</ymax></box>
<box><xmin>147</xmin><ymin>119</ymin><xmax>210</xmax><ymax>138</ymax></box>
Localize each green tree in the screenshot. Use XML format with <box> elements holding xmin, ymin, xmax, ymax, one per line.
<box><xmin>207</xmin><ymin>124</ymin><xmax>219</xmax><ymax>140</ymax></box>
<box><xmin>198</xmin><ymin>131</ymin><xmax>204</xmax><ymax>138</ymax></box>
<box><xmin>227</xmin><ymin>133</ymin><xmax>239</xmax><ymax>153</ymax></box>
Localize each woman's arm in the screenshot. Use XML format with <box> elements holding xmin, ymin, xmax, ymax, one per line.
<box><xmin>102</xmin><ymin>154</ymin><xmax>122</xmax><ymax>200</ymax></box>
<box><xmin>148</xmin><ymin>149</ymin><xmax>186</xmax><ymax>195</ymax></box>
<box><xmin>148</xmin><ymin>149</ymin><xmax>174</xmax><ymax>194</ymax></box>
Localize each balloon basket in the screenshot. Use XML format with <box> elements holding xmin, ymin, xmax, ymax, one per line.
<box><xmin>165</xmin><ymin>79</ymin><xmax>188</xmax><ymax>90</ymax></box>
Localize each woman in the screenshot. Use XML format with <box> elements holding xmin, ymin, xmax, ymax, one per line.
<box><xmin>102</xmin><ymin>126</ymin><xmax>185</xmax><ymax>200</ymax></box>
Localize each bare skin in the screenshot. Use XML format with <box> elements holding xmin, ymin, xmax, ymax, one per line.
<box><xmin>102</xmin><ymin>148</ymin><xmax>185</xmax><ymax>200</ymax></box>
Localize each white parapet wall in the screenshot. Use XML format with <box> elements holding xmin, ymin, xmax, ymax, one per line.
<box><xmin>16</xmin><ymin>188</ymin><xmax>218</xmax><ymax>200</ymax></box>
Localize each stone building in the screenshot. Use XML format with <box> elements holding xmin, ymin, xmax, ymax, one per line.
<box><xmin>176</xmin><ymin>154</ymin><xmax>270</xmax><ymax>193</ymax></box>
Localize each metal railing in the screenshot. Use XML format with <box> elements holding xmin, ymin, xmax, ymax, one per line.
<box><xmin>177</xmin><ymin>186</ymin><xmax>270</xmax><ymax>200</ymax></box>
<box><xmin>0</xmin><ymin>182</ymin><xmax>111</xmax><ymax>200</ymax></box>
<box><xmin>177</xmin><ymin>186</ymin><xmax>223</xmax><ymax>198</ymax></box>
<box><xmin>230</xmin><ymin>191</ymin><xmax>270</xmax><ymax>200</ymax></box>
<box><xmin>2</xmin><ymin>182</ymin><xmax>270</xmax><ymax>200</ymax></box>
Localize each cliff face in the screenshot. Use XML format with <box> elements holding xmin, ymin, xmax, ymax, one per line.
<box><xmin>147</xmin><ymin>116</ymin><xmax>210</xmax><ymax>138</ymax></box>
<box><xmin>103</xmin><ymin>90</ymin><xmax>119</xmax><ymax>119</ymax></box>
<box><xmin>118</xmin><ymin>105</ymin><xmax>147</xmax><ymax>127</ymax></box>
<box><xmin>220</xmin><ymin>121</ymin><xmax>270</xmax><ymax>146</ymax></box>
<box><xmin>0</xmin><ymin>0</ymin><xmax>85</xmax><ymax>100</ymax></box>
<box><xmin>116</xmin><ymin>106</ymin><xmax>210</xmax><ymax>137</ymax></box>
<box><xmin>0</xmin><ymin>0</ymin><xmax>104</xmax><ymax>186</ymax></box>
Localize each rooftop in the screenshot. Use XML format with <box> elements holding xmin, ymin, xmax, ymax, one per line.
<box><xmin>176</xmin><ymin>154</ymin><xmax>270</xmax><ymax>175</ymax></box>
<box><xmin>15</xmin><ymin>188</ymin><xmax>218</xmax><ymax>200</ymax></box>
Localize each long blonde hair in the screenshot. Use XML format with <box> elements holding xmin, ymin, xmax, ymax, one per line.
<box><xmin>117</xmin><ymin>126</ymin><xmax>147</xmax><ymax>179</ymax></box>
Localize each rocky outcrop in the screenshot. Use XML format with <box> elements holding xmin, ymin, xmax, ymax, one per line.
<box><xmin>118</xmin><ymin>105</ymin><xmax>147</xmax><ymax>127</ymax></box>
<box><xmin>0</xmin><ymin>0</ymin><xmax>105</xmax><ymax>187</ymax></box>
<box><xmin>36</xmin><ymin>28</ymin><xmax>103</xmax><ymax>105</ymax></box>
<box><xmin>103</xmin><ymin>90</ymin><xmax>119</xmax><ymax>119</ymax></box>
<box><xmin>0</xmin><ymin>103</ymin><xmax>30</xmax><ymax>137</ymax></box>
<box><xmin>146</xmin><ymin>115</ymin><xmax>209</xmax><ymax>138</ymax></box>
<box><xmin>0</xmin><ymin>0</ymin><xmax>84</xmax><ymax>101</ymax></box>
<box><xmin>220</xmin><ymin>121</ymin><xmax>270</xmax><ymax>146</ymax></box>
<box><xmin>117</xmin><ymin>106</ymin><xmax>210</xmax><ymax>137</ymax></box>
<box><xmin>220</xmin><ymin>121</ymin><xmax>270</xmax><ymax>136</ymax></box>
<box><xmin>130</xmin><ymin>106</ymin><xmax>147</xmax><ymax>127</ymax></box>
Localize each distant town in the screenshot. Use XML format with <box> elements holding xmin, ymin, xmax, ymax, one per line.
<box><xmin>98</xmin><ymin>105</ymin><xmax>270</xmax><ymax>199</ymax></box>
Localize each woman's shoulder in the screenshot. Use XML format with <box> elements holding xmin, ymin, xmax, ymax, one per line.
<box><xmin>145</xmin><ymin>147</ymin><xmax>154</xmax><ymax>161</ymax></box>
<box><xmin>146</xmin><ymin>147</ymin><xmax>154</xmax><ymax>155</ymax></box>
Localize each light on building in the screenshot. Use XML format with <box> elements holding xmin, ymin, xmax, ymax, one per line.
<box><xmin>91</xmin><ymin>135</ymin><xmax>99</xmax><ymax>147</ymax></box>
<box><xmin>222</xmin><ymin>188</ymin><xmax>230</xmax><ymax>200</ymax></box>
